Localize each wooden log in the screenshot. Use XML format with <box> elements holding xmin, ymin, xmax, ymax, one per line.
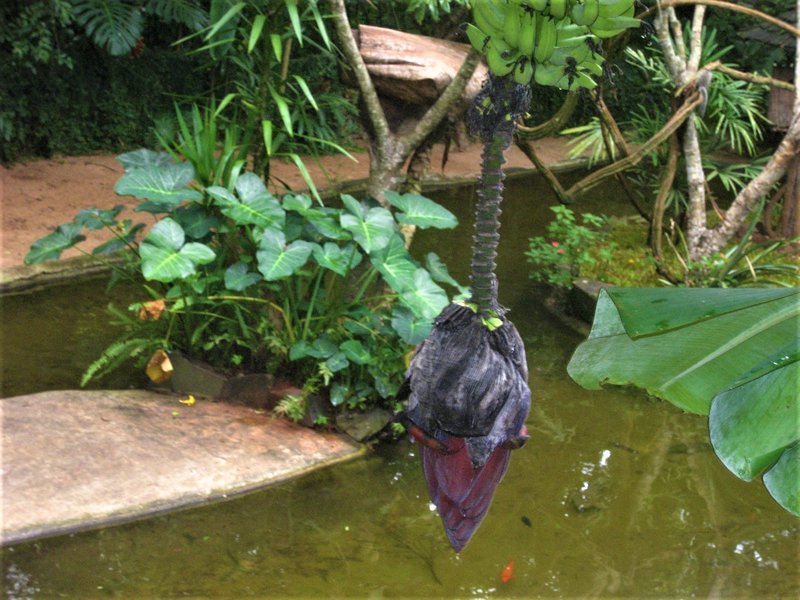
<box><xmin>353</xmin><ymin>24</ymin><xmax>487</xmax><ymax>109</ymax></box>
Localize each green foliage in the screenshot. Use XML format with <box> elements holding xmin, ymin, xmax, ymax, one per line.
<box><xmin>177</xmin><ymin>0</ymin><xmax>359</xmax><ymax>189</ymax></box>
<box><xmin>567</xmin><ymin>287</ymin><xmax>800</xmax><ymax>516</ymax></box>
<box><xmin>526</xmin><ymin>206</ymin><xmax>616</xmax><ymax>287</ymax></box>
<box><xmin>26</xmin><ymin>149</ymin><xmax>464</xmax><ymax>417</ymax></box>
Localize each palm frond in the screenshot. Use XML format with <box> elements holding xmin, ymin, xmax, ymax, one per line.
<box><xmin>72</xmin><ymin>0</ymin><xmax>142</xmax><ymax>56</ymax></box>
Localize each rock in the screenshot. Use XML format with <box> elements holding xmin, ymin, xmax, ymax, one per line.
<box><xmin>336</xmin><ymin>408</ymin><xmax>394</xmax><ymax>442</ymax></box>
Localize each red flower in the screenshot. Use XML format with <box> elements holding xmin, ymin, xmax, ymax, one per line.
<box><xmin>557</xmin><ymin>249</ymin><xmax>564</xmax><ymax>255</ymax></box>
<box><xmin>551</xmin><ymin>241</ymin><xmax>559</xmax><ymax>247</ymax></box>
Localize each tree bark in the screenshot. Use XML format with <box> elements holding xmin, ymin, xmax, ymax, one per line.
<box><xmin>328</xmin><ymin>0</ymin><xmax>481</xmax><ymax>206</ymax></box>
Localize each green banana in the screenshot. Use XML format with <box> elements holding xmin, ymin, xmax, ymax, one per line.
<box><xmin>598</xmin><ymin>0</ymin><xmax>634</xmax><ymax>18</ymax></box>
<box><xmin>578</xmin><ymin>55</ymin><xmax>604</xmax><ymax>76</ymax></box>
<box><xmin>533</xmin><ymin>15</ymin><xmax>556</xmax><ymax>63</ymax></box>
<box><xmin>570</xmin><ymin>0</ymin><xmax>600</xmax><ymax>27</ymax></box>
<box><xmin>513</xmin><ymin>58</ymin><xmax>534</xmax><ymax>84</ymax></box>
<box><xmin>562</xmin><ymin>71</ymin><xmax>597</xmax><ymax>91</ymax></box>
<box><xmin>486</xmin><ymin>38</ymin><xmax>518</xmax><ymax>76</ymax></box>
<box><xmin>556</xmin><ymin>21</ymin><xmax>591</xmax><ymax>48</ymax></box>
<box><xmin>503</xmin><ymin>2</ymin><xmax>522</xmax><ymax>48</ymax></box>
<box><xmin>465</xmin><ymin>23</ymin><xmax>490</xmax><ymax>53</ymax></box>
<box><xmin>524</xmin><ymin>0</ymin><xmax>549</xmax><ymax>10</ymax></box>
<box><xmin>548</xmin><ymin>0</ymin><xmax>568</xmax><ymax>20</ymax></box>
<box><xmin>518</xmin><ymin>8</ymin><xmax>536</xmax><ymax>56</ymax></box>
<box><xmin>534</xmin><ymin>61</ymin><xmax>565</xmax><ymax>86</ymax></box>
<box><xmin>472</xmin><ymin>0</ymin><xmax>507</xmax><ymax>38</ymax></box>
<box><xmin>590</xmin><ymin>14</ymin><xmax>640</xmax><ymax>38</ymax></box>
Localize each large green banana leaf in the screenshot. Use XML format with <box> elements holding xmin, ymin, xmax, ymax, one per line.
<box><xmin>567</xmin><ymin>288</ymin><xmax>800</xmax><ymax>516</ymax></box>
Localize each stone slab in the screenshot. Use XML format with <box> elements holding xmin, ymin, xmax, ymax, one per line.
<box><xmin>0</xmin><ymin>390</ymin><xmax>363</xmax><ymax>546</ymax></box>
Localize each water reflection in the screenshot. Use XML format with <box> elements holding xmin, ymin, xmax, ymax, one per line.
<box><xmin>2</xmin><ymin>175</ymin><xmax>798</xmax><ymax>597</ymax></box>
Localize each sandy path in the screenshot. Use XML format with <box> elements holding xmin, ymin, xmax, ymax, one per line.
<box><xmin>0</xmin><ymin>139</ymin><xmax>571</xmax><ymax>270</ymax></box>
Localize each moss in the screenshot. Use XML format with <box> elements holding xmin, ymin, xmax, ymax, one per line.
<box><xmin>580</xmin><ymin>216</ymin><xmax>666</xmax><ymax>287</ymax></box>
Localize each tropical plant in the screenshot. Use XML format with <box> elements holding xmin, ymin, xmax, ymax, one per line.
<box><xmin>177</xmin><ymin>0</ymin><xmax>358</xmax><ymax>194</ymax></box>
<box><xmin>26</xmin><ymin>149</ymin><xmax>465</xmax><ymax>416</ymax></box>
<box><xmin>526</xmin><ymin>205</ymin><xmax>616</xmax><ymax>288</ymax></box>
<box><xmin>662</xmin><ymin>201</ymin><xmax>800</xmax><ymax>288</ymax></box>
<box><xmin>71</xmin><ymin>0</ymin><xmax>208</xmax><ymax>55</ymax></box>
<box><xmin>568</xmin><ymin>287</ymin><xmax>800</xmax><ymax>517</ymax></box>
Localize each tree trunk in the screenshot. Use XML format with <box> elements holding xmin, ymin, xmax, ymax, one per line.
<box><xmin>328</xmin><ymin>0</ymin><xmax>482</xmax><ymax>206</ymax></box>
<box><xmin>778</xmin><ymin>155</ymin><xmax>800</xmax><ymax>240</ymax></box>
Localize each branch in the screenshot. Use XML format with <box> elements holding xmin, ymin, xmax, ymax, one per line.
<box><xmin>327</xmin><ymin>0</ymin><xmax>391</xmax><ymax>145</ymax></box>
<box><xmin>399</xmin><ymin>49</ymin><xmax>482</xmax><ymax>151</ymax></box>
<box><xmin>516</xmin><ymin>91</ymin><xmax>579</xmax><ymax>139</ymax></box>
<box><xmin>644</xmin><ymin>1</ymin><xmax>800</xmax><ymax>38</ymax></box>
<box><xmin>564</xmin><ymin>93</ymin><xmax>703</xmax><ymax>199</ymax></box>
<box><xmin>700</xmin><ymin>115</ymin><xmax>800</xmax><ymax>255</ymax></box>
<box><xmin>514</xmin><ymin>136</ymin><xmax>571</xmax><ymax>204</ymax></box>
<box><xmin>687</xmin><ymin>6</ymin><xmax>706</xmax><ymax>73</ymax></box>
<box><xmin>701</xmin><ymin>61</ymin><xmax>795</xmax><ymax>91</ymax></box>
<box><xmin>654</xmin><ymin>7</ymin><xmax>685</xmax><ymax>80</ymax></box>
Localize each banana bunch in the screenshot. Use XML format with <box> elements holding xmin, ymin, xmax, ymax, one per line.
<box><xmin>468</xmin><ymin>0</ymin><xmax>639</xmax><ymax>89</ymax></box>
<box><xmin>569</xmin><ymin>0</ymin><xmax>639</xmax><ymax>38</ymax></box>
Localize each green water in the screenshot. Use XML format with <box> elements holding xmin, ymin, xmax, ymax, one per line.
<box><xmin>3</xmin><ymin>174</ymin><xmax>798</xmax><ymax>598</ymax></box>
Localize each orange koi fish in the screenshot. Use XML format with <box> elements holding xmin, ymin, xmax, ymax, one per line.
<box><xmin>500</xmin><ymin>559</ymin><xmax>514</xmax><ymax>583</ymax></box>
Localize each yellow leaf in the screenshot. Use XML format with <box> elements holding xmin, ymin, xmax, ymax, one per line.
<box><xmin>179</xmin><ymin>395</ymin><xmax>196</xmax><ymax>406</ymax></box>
<box><xmin>146</xmin><ymin>349</ymin><xmax>173</xmax><ymax>384</ymax></box>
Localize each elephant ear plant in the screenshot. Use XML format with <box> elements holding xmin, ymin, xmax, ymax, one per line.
<box><xmin>402</xmin><ymin>0</ymin><xmax>640</xmax><ymax>552</ymax></box>
<box><xmin>26</xmin><ymin>148</ymin><xmax>465</xmax><ymax>420</ymax></box>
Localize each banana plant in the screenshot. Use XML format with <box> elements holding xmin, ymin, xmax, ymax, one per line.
<box><xmin>403</xmin><ymin>0</ymin><xmax>640</xmax><ymax>552</ymax></box>
<box><xmin>568</xmin><ymin>288</ymin><xmax>800</xmax><ymax>517</ymax></box>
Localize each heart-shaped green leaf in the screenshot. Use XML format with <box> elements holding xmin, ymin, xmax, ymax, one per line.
<box><xmin>92</xmin><ymin>222</ymin><xmax>145</xmax><ymax>255</ymax></box>
<box><xmin>139</xmin><ymin>218</ymin><xmax>215</xmax><ymax>282</ymax></box>
<box><xmin>117</xmin><ymin>149</ymin><xmax>173</xmax><ymax>171</ymax></box>
<box><xmin>426</xmin><ymin>252</ymin><xmax>469</xmax><ymax>296</ymax></box>
<box><xmin>370</xmin><ymin>235</ymin><xmax>417</xmax><ymax>293</ymax></box>
<box><xmin>400</xmin><ymin>268</ymin><xmax>449</xmax><ymax>320</ymax></box>
<box><xmin>340</xmin><ymin>339</ymin><xmax>371</xmax><ymax>365</ymax></box>
<box><xmin>173</xmin><ymin>204</ymin><xmax>221</xmax><ymax>239</ymax></box>
<box><xmin>208</xmin><ymin>184</ymin><xmax>284</xmax><ymax>229</ymax></box>
<box><xmin>75</xmin><ymin>205</ymin><xmax>125</xmax><ymax>230</ymax></box>
<box><xmin>391</xmin><ymin>305</ymin><xmax>433</xmax><ymax>345</ymax></box>
<box><xmin>224</xmin><ymin>262</ymin><xmax>262</xmax><ymax>291</ymax></box>
<box><xmin>115</xmin><ymin>162</ymin><xmax>202</xmax><ymax>204</ymax></box>
<box><xmin>283</xmin><ymin>193</ymin><xmax>313</xmax><ymax>214</ymax></box>
<box><xmin>340</xmin><ymin>196</ymin><xmax>395</xmax><ymax>253</ymax></box>
<box><xmin>256</xmin><ymin>229</ymin><xmax>312</xmax><ymax>281</ymax></box>
<box><xmin>25</xmin><ymin>222</ymin><xmax>86</xmax><ymax>264</ymax></box>
<box><xmin>385</xmin><ymin>190</ymin><xmax>458</xmax><ymax>229</ymax></box>
<box><xmin>312</xmin><ymin>242</ymin><xmax>362</xmax><ymax>276</ymax></box>
<box><xmin>324</xmin><ymin>352</ymin><xmax>349</xmax><ymax>373</ymax></box>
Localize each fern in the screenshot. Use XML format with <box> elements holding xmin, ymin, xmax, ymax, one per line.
<box><xmin>81</xmin><ymin>336</ymin><xmax>158</xmax><ymax>387</ymax></box>
<box><xmin>72</xmin><ymin>0</ymin><xmax>142</xmax><ymax>56</ymax></box>
<box><xmin>145</xmin><ymin>0</ymin><xmax>208</xmax><ymax>31</ymax></box>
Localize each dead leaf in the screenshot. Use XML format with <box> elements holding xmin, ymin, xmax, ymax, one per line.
<box><xmin>146</xmin><ymin>349</ymin><xmax>173</xmax><ymax>384</ymax></box>
<box><xmin>138</xmin><ymin>299</ymin><xmax>166</xmax><ymax>321</ymax></box>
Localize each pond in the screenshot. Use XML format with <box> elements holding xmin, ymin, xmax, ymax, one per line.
<box><xmin>2</xmin><ymin>173</ymin><xmax>797</xmax><ymax>598</ymax></box>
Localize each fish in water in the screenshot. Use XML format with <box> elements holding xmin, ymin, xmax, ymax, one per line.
<box><xmin>500</xmin><ymin>559</ymin><xmax>515</xmax><ymax>583</ymax></box>
<box><xmin>401</xmin><ymin>303</ymin><xmax>531</xmax><ymax>552</ymax></box>
<box><xmin>521</xmin><ymin>515</ymin><xmax>532</xmax><ymax>528</ymax></box>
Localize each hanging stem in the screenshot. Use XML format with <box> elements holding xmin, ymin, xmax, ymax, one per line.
<box><xmin>471</xmin><ymin>123</ymin><xmax>513</xmax><ymax>316</ymax></box>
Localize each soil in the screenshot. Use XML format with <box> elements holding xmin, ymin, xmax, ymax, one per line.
<box><xmin>0</xmin><ymin>138</ymin><xmax>573</xmax><ymax>270</ymax></box>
